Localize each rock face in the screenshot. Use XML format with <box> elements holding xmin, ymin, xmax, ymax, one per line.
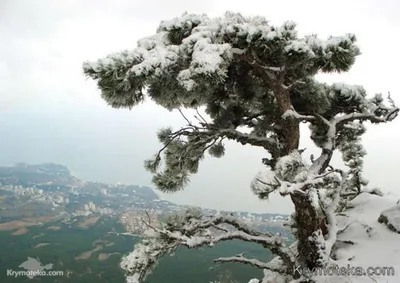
<box><xmin>378</xmin><ymin>202</ymin><xmax>400</xmax><ymax>234</ymax></box>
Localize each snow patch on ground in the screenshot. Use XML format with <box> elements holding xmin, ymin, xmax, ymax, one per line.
<box><xmin>322</xmin><ymin>192</ymin><xmax>400</xmax><ymax>282</ymax></box>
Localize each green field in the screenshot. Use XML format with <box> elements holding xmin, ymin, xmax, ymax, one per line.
<box><xmin>0</xmin><ymin>216</ymin><xmax>278</xmax><ymax>283</ymax></box>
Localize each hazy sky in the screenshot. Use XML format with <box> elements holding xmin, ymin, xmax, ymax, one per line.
<box><xmin>0</xmin><ymin>0</ymin><xmax>399</xmax><ymax>214</ymax></box>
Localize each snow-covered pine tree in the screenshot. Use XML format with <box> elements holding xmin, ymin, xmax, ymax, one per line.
<box><xmin>83</xmin><ymin>12</ymin><xmax>398</xmax><ymax>283</ymax></box>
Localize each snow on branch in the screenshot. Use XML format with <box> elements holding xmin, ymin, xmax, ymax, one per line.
<box><xmin>164</xmin><ymin>213</ymin><xmax>295</xmax><ymax>270</ymax></box>
<box><xmin>253</xmin><ymin>167</ymin><xmax>340</xmax><ymax>198</ymax></box>
<box><xmin>335</xmin><ymin>92</ymin><xmax>399</xmax><ymax>124</ymax></box>
<box><xmin>83</xmin><ymin>12</ymin><xmax>361</xmax><ymax>112</ymax></box>
<box><xmin>252</xmin><ymin>151</ymin><xmax>342</xmax><ymax>199</ymax></box>
<box><xmin>333</xmin><ymin>93</ymin><xmax>398</xmax><ymax>128</ymax></box>
<box><xmin>186</xmin><ymin>214</ymin><xmax>266</xmax><ymax>236</ymax></box>
<box><xmin>217</xmin><ymin>128</ymin><xmax>278</xmax><ymax>150</ymax></box>
<box><xmin>307</xmin><ymin>93</ymin><xmax>398</xmax><ymax>175</ymax></box>
<box><xmin>282</xmin><ymin>109</ymin><xmax>315</xmax><ymax>122</ymax></box>
<box><xmin>282</xmin><ymin>96</ymin><xmax>398</xmax><ymax>128</ymax></box>
<box><xmin>121</xmin><ymin>209</ymin><xmax>295</xmax><ymax>282</ymax></box>
<box><xmin>315</xmin><ymin>169</ymin><xmax>350</xmax><ymax>261</ymax></box>
<box><xmin>336</xmin><ymin>107</ymin><xmax>399</xmax><ymax>124</ymax></box>
<box><xmin>121</xmin><ymin>229</ymin><xmax>178</xmax><ymax>283</ymax></box>
<box><xmin>214</xmin><ymin>256</ymin><xmax>286</xmax><ymax>274</ymax></box>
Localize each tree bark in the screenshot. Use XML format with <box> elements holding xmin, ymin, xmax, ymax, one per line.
<box><xmin>274</xmin><ymin>79</ymin><xmax>325</xmax><ymax>272</ymax></box>
<box><xmin>291</xmin><ymin>192</ymin><xmax>323</xmax><ymax>270</ymax></box>
<box><xmin>274</xmin><ymin>85</ymin><xmax>300</xmax><ymax>154</ymax></box>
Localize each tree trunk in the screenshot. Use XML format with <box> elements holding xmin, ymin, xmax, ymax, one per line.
<box><xmin>274</xmin><ymin>80</ymin><xmax>327</xmax><ymax>273</ymax></box>
<box><xmin>291</xmin><ymin>193</ymin><xmax>323</xmax><ymax>270</ymax></box>
<box><xmin>274</xmin><ymin>84</ymin><xmax>300</xmax><ymax>154</ymax></box>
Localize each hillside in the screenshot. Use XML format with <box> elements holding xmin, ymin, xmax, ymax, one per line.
<box><xmin>0</xmin><ymin>163</ymin><xmax>290</xmax><ymax>282</ymax></box>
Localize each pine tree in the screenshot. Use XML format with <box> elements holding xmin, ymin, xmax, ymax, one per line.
<box><xmin>83</xmin><ymin>12</ymin><xmax>399</xmax><ymax>283</ymax></box>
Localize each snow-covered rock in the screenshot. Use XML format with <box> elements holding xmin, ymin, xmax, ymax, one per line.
<box><xmin>378</xmin><ymin>203</ymin><xmax>400</xmax><ymax>234</ymax></box>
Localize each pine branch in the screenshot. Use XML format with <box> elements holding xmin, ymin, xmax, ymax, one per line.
<box><xmin>310</xmin><ymin>99</ymin><xmax>398</xmax><ymax>174</ymax></box>
<box><xmin>156</xmin><ymin>124</ymin><xmax>279</xmax><ymax>160</ymax></box>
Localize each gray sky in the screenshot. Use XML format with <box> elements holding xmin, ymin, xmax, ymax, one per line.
<box><xmin>0</xmin><ymin>0</ymin><xmax>399</xmax><ymax>214</ymax></box>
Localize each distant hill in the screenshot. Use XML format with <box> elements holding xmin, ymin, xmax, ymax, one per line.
<box><xmin>125</xmin><ymin>185</ymin><xmax>159</xmax><ymax>201</ymax></box>
<box><xmin>0</xmin><ymin>163</ymin><xmax>289</xmax><ymax>222</ymax></box>
<box><xmin>0</xmin><ymin>163</ymin><xmax>77</xmax><ymax>187</ymax></box>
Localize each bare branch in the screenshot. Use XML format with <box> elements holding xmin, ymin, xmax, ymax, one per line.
<box><xmin>336</xmin><ymin>108</ymin><xmax>399</xmax><ymax>125</ymax></box>
<box><xmin>337</xmin><ymin>221</ymin><xmax>356</xmax><ymax>236</ymax></box>
<box><xmin>195</xmin><ymin>108</ymin><xmax>208</xmax><ymax>124</ymax></box>
<box><xmin>214</xmin><ymin>256</ymin><xmax>286</xmax><ymax>273</ymax></box>
<box><xmin>149</xmin><ymin>213</ymin><xmax>296</xmax><ymax>273</ymax></box>
<box><xmin>250</xmin><ymin>50</ymin><xmax>282</xmax><ymax>72</ymax></box>
<box><xmin>210</xmin><ymin>224</ymin><xmax>229</xmax><ymax>233</ymax></box>
<box><xmin>327</xmin><ymin>165</ymin><xmax>344</xmax><ymax>176</ymax></box>
<box><xmin>282</xmin><ymin>109</ymin><xmax>315</xmax><ymax>122</ymax></box>
<box><xmin>159</xmin><ymin>228</ymin><xmax>295</xmax><ymax>273</ymax></box>
<box><xmin>217</xmin><ymin>128</ymin><xmax>279</xmax><ymax>151</ymax></box>
<box><xmin>145</xmin><ymin>210</ymin><xmax>152</xmax><ymax>225</ymax></box>
<box><xmin>178</xmin><ymin>108</ymin><xmax>193</xmax><ymax>125</ymax></box>
<box><xmin>255</xmin><ymin>177</ymin><xmax>278</xmax><ymax>187</ymax></box>
<box><xmin>388</xmin><ymin>92</ymin><xmax>396</xmax><ymax>108</ymax></box>
<box><xmin>313</xmin><ymin>170</ymin><xmax>337</xmax><ymax>180</ymax></box>
<box><xmin>192</xmin><ymin>214</ymin><xmax>273</xmax><ymax>238</ymax></box>
<box><xmin>282</xmin><ymin>80</ymin><xmax>306</xmax><ymax>90</ymax></box>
